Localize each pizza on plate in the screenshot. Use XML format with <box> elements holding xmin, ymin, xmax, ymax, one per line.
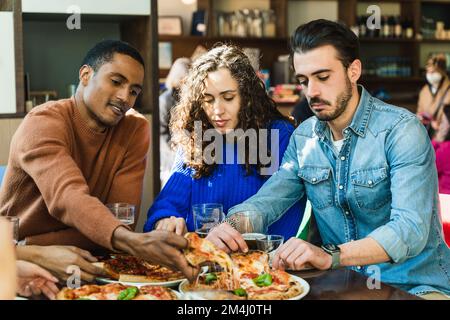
<box><xmin>95</xmin><ymin>254</ymin><xmax>184</xmax><ymax>283</ymax></box>
<box><xmin>56</xmin><ymin>283</ymin><xmax>178</xmax><ymax>300</ymax></box>
<box><xmin>183</xmin><ymin>232</ymin><xmax>239</xmax><ymax>289</ymax></box>
<box><xmin>182</xmin><ymin>233</ymin><xmax>305</xmax><ymax>300</ymax></box>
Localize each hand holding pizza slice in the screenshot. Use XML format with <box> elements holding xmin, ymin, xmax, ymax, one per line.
<box><xmin>183</xmin><ymin>232</ymin><xmax>240</xmax><ymax>289</ymax></box>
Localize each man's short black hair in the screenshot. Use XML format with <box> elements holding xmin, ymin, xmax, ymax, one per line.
<box><xmin>81</xmin><ymin>39</ymin><xmax>145</xmax><ymax>71</ymax></box>
<box><xmin>290</xmin><ymin>19</ymin><xmax>359</xmax><ymax>69</ymax></box>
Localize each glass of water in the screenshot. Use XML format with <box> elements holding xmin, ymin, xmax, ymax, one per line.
<box><xmin>5</xmin><ymin>216</ymin><xmax>19</xmax><ymax>245</ymax></box>
<box><xmin>256</xmin><ymin>234</ymin><xmax>284</xmax><ymax>263</ymax></box>
<box><xmin>192</xmin><ymin>203</ymin><xmax>224</xmax><ymax>237</ymax></box>
<box><xmin>106</xmin><ymin>203</ymin><xmax>135</xmax><ymax>225</ymax></box>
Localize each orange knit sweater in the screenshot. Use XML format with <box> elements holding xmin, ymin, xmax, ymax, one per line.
<box><xmin>0</xmin><ymin>98</ymin><xmax>150</xmax><ymax>251</ymax></box>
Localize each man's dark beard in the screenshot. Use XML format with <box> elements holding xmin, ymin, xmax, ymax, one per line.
<box><xmin>309</xmin><ymin>78</ymin><xmax>353</xmax><ymax>121</ymax></box>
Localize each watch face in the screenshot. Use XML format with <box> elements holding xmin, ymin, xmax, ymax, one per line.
<box><xmin>323</xmin><ymin>244</ymin><xmax>339</xmax><ymax>252</ymax></box>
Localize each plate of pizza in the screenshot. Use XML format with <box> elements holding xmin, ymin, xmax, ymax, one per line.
<box><xmin>56</xmin><ymin>283</ymin><xmax>180</xmax><ymax>300</ymax></box>
<box><xmin>94</xmin><ymin>254</ymin><xmax>185</xmax><ymax>287</ymax></box>
<box><xmin>180</xmin><ymin>233</ymin><xmax>310</xmax><ymax>300</ymax></box>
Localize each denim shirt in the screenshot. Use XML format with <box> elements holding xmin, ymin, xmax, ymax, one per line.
<box><xmin>229</xmin><ymin>86</ymin><xmax>450</xmax><ymax>296</ymax></box>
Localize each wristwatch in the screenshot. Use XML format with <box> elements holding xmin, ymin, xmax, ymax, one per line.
<box><xmin>321</xmin><ymin>244</ymin><xmax>341</xmax><ymax>270</ymax></box>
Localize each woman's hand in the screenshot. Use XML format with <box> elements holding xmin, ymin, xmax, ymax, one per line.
<box><xmin>205</xmin><ymin>222</ymin><xmax>248</xmax><ymax>253</ymax></box>
<box><xmin>16</xmin><ymin>260</ymin><xmax>59</xmax><ymax>300</ymax></box>
<box><xmin>155</xmin><ymin>216</ymin><xmax>187</xmax><ymax>235</ymax></box>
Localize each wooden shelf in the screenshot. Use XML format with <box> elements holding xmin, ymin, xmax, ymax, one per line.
<box><xmin>361</xmin><ymin>76</ymin><xmax>424</xmax><ymax>83</ymax></box>
<box><xmin>0</xmin><ymin>112</ymin><xmax>27</xmax><ymax>119</ymax></box>
<box><xmin>359</xmin><ymin>37</ymin><xmax>417</xmax><ymax>43</ymax></box>
<box><xmin>159</xmin><ymin>35</ymin><xmax>289</xmax><ymax>43</ymax></box>
<box><xmin>420</xmin><ymin>38</ymin><xmax>450</xmax><ymax>43</ymax></box>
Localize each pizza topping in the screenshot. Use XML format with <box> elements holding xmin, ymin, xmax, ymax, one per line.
<box><xmin>205</xmin><ymin>273</ymin><xmax>218</xmax><ymax>285</ymax></box>
<box><xmin>117</xmin><ymin>286</ymin><xmax>139</xmax><ymax>300</ymax></box>
<box><xmin>253</xmin><ymin>273</ymin><xmax>273</xmax><ymax>287</ymax></box>
<box><xmin>101</xmin><ymin>255</ymin><xmax>184</xmax><ymax>282</ymax></box>
<box><xmin>57</xmin><ymin>284</ymin><xmax>178</xmax><ymax>300</ymax></box>
<box><xmin>233</xmin><ymin>288</ymin><xmax>247</xmax><ymax>297</ymax></box>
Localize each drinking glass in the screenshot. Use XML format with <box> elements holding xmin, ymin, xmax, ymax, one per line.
<box><xmin>229</xmin><ymin>210</ymin><xmax>267</xmax><ymax>250</ymax></box>
<box><xmin>5</xmin><ymin>216</ymin><xmax>19</xmax><ymax>245</ymax></box>
<box><xmin>256</xmin><ymin>234</ymin><xmax>284</xmax><ymax>263</ymax></box>
<box><xmin>192</xmin><ymin>203</ymin><xmax>224</xmax><ymax>237</ymax></box>
<box><xmin>106</xmin><ymin>203</ymin><xmax>135</xmax><ymax>225</ymax></box>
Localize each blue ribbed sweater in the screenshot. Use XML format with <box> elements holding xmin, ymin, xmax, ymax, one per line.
<box><xmin>144</xmin><ymin>120</ymin><xmax>306</xmax><ymax>239</ymax></box>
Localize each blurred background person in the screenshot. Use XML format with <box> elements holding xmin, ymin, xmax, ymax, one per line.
<box><xmin>160</xmin><ymin>57</ymin><xmax>191</xmax><ymax>186</ymax></box>
<box><xmin>432</xmin><ymin>104</ymin><xmax>450</xmax><ymax>195</ymax></box>
<box><xmin>417</xmin><ymin>53</ymin><xmax>450</xmax><ymax>139</ymax></box>
<box><xmin>291</xmin><ymin>95</ymin><xmax>314</xmax><ymax>126</ymax></box>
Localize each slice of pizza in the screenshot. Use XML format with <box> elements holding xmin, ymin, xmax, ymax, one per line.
<box><xmin>230</xmin><ymin>251</ymin><xmax>270</xmax><ymax>279</ymax></box>
<box><xmin>96</xmin><ymin>254</ymin><xmax>184</xmax><ymax>283</ymax></box>
<box><xmin>183</xmin><ymin>232</ymin><xmax>234</xmax><ymax>271</ymax></box>
<box><xmin>134</xmin><ymin>285</ymin><xmax>178</xmax><ymax>300</ymax></box>
<box><xmin>183</xmin><ymin>232</ymin><xmax>239</xmax><ymax>289</ymax></box>
<box><xmin>56</xmin><ymin>283</ymin><xmax>178</xmax><ymax>300</ymax></box>
<box><xmin>240</xmin><ymin>269</ymin><xmax>303</xmax><ymax>300</ymax></box>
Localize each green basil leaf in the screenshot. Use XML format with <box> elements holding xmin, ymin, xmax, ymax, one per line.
<box><xmin>253</xmin><ymin>273</ymin><xmax>273</xmax><ymax>287</ymax></box>
<box><xmin>233</xmin><ymin>288</ymin><xmax>247</xmax><ymax>297</ymax></box>
<box><xmin>117</xmin><ymin>286</ymin><xmax>139</xmax><ymax>300</ymax></box>
<box><xmin>205</xmin><ymin>273</ymin><xmax>218</xmax><ymax>285</ymax></box>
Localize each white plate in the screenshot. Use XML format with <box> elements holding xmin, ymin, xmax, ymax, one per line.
<box><xmin>14</xmin><ymin>296</ymin><xmax>28</xmax><ymax>300</ymax></box>
<box><xmin>95</xmin><ymin>277</ymin><xmax>185</xmax><ymax>288</ymax></box>
<box><xmin>178</xmin><ymin>274</ymin><xmax>310</xmax><ymax>300</ymax></box>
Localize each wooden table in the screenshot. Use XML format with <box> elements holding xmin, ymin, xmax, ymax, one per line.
<box><xmin>290</xmin><ymin>268</ymin><xmax>422</xmax><ymax>300</ymax></box>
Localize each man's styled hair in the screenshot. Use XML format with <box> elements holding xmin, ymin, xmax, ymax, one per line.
<box><xmin>81</xmin><ymin>40</ymin><xmax>145</xmax><ymax>71</ymax></box>
<box><xmin>290</xmin><ymin>19</ymin><xmax>360</xmax><ymax>69</ymax></box>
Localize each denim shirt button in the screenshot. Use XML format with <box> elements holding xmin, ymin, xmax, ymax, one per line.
<box><xmin>312</xmin><ymin>177</ymin><xmax>317</xmax><ymax>182</ymax></box>
<box><xmin>340</xmin><ymin>156</ymin><xmax>346</xmax><ymax>161</ymax></box>
<box><xmin>368</xmin><ymin>180</ymin><xmax>373</xmax><ymax>185</ymax></box>
<box><xmin>344</xmin><ymin>129</ymin><xmax>349</xmax><ymax>134</ymax></box>
<box><xmin>356</xmin><ymin>266</ymin><xmax>362</xmax><ymax>270</ymax></box>
<box><xmin>339</xmin><ymin>185</ymin><xmax>344</xmax><ymax>190</ymax></box>
<box><xmin>345</xmin><ymin>211</ymin><xmax>350</xmax><ymax>215</ymax></box>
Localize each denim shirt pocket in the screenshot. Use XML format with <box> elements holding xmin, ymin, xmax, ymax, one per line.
<box><xmin>298</xmin><ymin>166</ymin><xmax>334</xmax><ymax>209</ymax></box>
<box><xmin>350</xmin><ymin>167</ymin><xmax>391</xmax><ymax>211</ymax></box>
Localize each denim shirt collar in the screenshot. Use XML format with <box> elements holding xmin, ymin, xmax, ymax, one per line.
<box><xmin>314</xmin><ymin>85</ymin><xmax>374</xmax><ymax>139</ymax></box>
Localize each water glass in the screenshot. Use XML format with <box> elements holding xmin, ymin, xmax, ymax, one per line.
<box><xmin>106</xmin><ymin>203</ymin><xmax>135</xmax><ymax>225</ymax></box>
<box><xmin>192</xmin><ymin>203</ymin><xmax>224</xmax><ymax>237</ymax></box>
<box><xmin>5</xmin><ymin>216</ymin><xmax>19</xmax><ymax>245</ymax></box>
<box><xmin>256</xmin><ymin>234</ymin><xmax>284</xmax><ymax>263</ymax></box>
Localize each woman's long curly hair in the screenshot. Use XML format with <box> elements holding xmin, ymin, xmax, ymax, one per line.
<box><xmin>169</xmin><ymin>44</ymin><xmax>287</xmax><ymax>179</ymax></box>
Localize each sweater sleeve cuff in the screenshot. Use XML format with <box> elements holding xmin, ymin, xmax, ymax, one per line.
<box><xmin>368</xmin><ymin>225</ymin><xmax>410</xmax><ymax>264</ymax></box>
<box><xmin>102</xmin><ymin>219</ymin><xmax>131</xmax><ymax>251</ymax></box>
<box><xmin>227</xmin><ymin>203</ymin><xmax>260</xmax><ymax>217</ymax></box>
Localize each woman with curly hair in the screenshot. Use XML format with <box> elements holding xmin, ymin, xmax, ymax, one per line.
<box><xmin>144</xmin><ymin>45</ymin><xmax>306</xmax><ymax>240</ymax></box>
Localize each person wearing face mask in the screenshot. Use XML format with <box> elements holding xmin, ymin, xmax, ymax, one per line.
<box><xmin>144</xmin><ymin>45</ymin><xmax>307</xmax><ymax>241</ymax></box>
<box><xmin>417</xmin><ymin>54</ymin><xmax>450</xmax><ymax>138</ymax></box>
<box><xmin>432</xmin><ymin>104</ymin><xmax>450</xmax><ymax>194</ymax></box>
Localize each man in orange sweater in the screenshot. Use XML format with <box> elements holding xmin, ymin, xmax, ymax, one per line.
<box><xmin>0</xmin><ymin>40</ymin><xmax>197</xmax><ymax>281</ymax></box>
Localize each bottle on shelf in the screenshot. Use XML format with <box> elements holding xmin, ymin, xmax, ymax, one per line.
<box><xmin>394</xmin><ymin>16</ymin><xmax>402</xmax><ymax>38</ymax></box>
<box><xmin>388</xmin><ymin>16</ymin><xmax>395</xmax><ymax>38</ymax></box>
<box><xmin>359</xmin><ymin>16</ymin><xmax>367</xmax><ymax>38</ymax></box>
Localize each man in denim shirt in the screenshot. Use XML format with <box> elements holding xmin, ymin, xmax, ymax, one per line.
<box><xmin>207</xmin><ymin>19</ymin><xmax>450</xmax><ymax>298</ymax></box>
